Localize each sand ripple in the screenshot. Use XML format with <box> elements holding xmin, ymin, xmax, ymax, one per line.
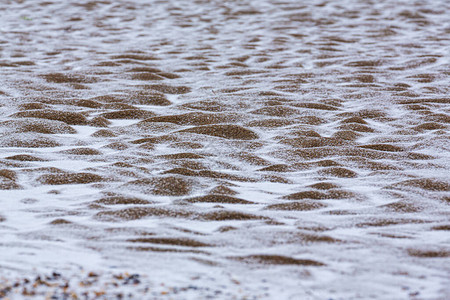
<box><xmin>0</xmin><ymin>0</ymin><xmax>449</xmax><ymax>299</ymax></box>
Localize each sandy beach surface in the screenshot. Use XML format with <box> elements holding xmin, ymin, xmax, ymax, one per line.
<box><xmin>0</xmin><ymin>0</ymin><xmax>449</xmax><ymax>299</ymax></box>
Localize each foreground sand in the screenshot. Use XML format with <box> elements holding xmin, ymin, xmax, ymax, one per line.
<box><xmin>0</xmin><ymin>0</ymin><xmax>449</xmax><ymax>299</ymax></box>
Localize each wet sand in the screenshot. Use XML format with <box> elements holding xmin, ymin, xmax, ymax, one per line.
<box><xmin>0</xmin><ymin>0</ymin><xmax>449</xmax><ymax>299</ymax></box>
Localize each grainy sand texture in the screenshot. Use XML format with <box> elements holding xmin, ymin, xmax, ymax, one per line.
<box><xmin>0</xmin><ymin>0</ymin><xmax>449</xmax><ymax>299</ymax></box>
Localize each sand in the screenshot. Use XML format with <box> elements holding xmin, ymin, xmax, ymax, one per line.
<box><xmin>0</xmin><ymin>0</ymin><xmax>449</xmax><ymax>299</ymax></box>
